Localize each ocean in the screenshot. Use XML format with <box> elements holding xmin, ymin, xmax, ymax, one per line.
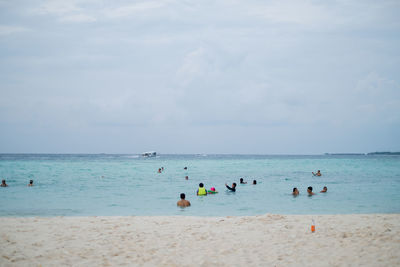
<box><xmin>1</xmin><ymin>154</ymin><xmax>399</xmax><ymax>216</ymax></box>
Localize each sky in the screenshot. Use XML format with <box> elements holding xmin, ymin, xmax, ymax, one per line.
<box><xmin>0</xmin><ymin>0</ymin><xmax>399</xmax><ymax>154</ymax></box>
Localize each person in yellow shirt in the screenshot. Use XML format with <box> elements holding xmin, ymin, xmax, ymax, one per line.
<box><xmin>197</xmin><ymin>183</ymin><xmax>207</xmax><ymax>196</ymax></box>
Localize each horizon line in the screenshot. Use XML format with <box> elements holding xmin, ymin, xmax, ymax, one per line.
<box><xmin>0</xmin><ymin>152</ymin><xmax>398</xmax><ymax>156</ymax></box>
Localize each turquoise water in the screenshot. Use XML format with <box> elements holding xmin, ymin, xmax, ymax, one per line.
<box><xmin>1</xmin><ymin>154</ymin><xmax>400</xmax><ymax>216</ymax></box>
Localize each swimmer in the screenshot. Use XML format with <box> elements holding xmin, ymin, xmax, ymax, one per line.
<box><xmin>177</xmin><ymin>193</ymin><xmax>191</xmax><ymax>207</ymax></box>
<box><xmin>161</xmin><ymin>167</ymin><xmax>164</xmax><ymax>171</ymax></box>
<box><xmin>225</xmin><ymin>183</ymin><xmax>236</xmax><ymax>192</ymax></box>
<box><xmin>240</xmin><ymin>178</ymin><xmax>247</xmax><ymax>184</ymax></box>
<box><xmin>1</xmin><ymin>179</ymin><xmax>8</xmax><ymax>187</ymax></box>
<box><xmin>197</xmin><ymin>183</ymin><xmax>207</xmax><ymax>196</ymax></box>
<box><xmin>320</xmin><ymin>186</ymin><xmax>327</xmax><ymax>193</ymax></box>
<box><xmin>185</xmin><ymin>176</ymin><xmax>189</xmax><ymax>180</ymax></box>
<box><xmin>312</xmin><ymin>170</ymin><xmax>322</xmax><ymax>176</ymax></box>
<box><xmin>184</xmin><ymin>167</ymin><xmax>188</xmax><ymax>170</ymax></box>
<box><xmin>292</xmin><ymin>187</ymin><xmax>299</xmax><ymax>196</ymax></box>
<box><xmin>28</xmin><ymin>180</ymin><xmax>34</xmax><ymax>186</ymax></box>
<box><xmin>307</xmin><ymin>186</ymin><xmax>315</xmax><ymax>196</ymax></box>
<box><xmin>158</xmin><ymin>168</ymin><xmax>162</xmax><ymax>173</ymax></box>
<box><xmin>207</xmin><ymin>187</ymin><xmax>218</xmax><ymax>194</ymax></box>
<box><xmin>253</xmin><ymin>180</ymin><xmax>257</xmax><ymax>185</ymax></box>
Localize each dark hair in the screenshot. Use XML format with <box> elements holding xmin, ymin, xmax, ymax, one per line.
<box><xmin>253</xmin><ymin>180</ymin><xmax>257</xmax><ymax>184</ymax></box>
<box><xmin>293</xmin><ymin>187</ymin><xmax>297</xmax><ymax>192</ymax></box>
<box><xmin>180</xmin><ymin>193</ymin><xmax>185</xmax><ymax>199</ymax></box>
<box><xmin>1</xmin><ymin>180</ymin><xmax>5</xmax><ymax>183</ymax></box>
<box><xmin>308</xmin><ymin>186</ymin><xmax>313</xmax><ymax>191</ymax></box>
<box><xmin>199</xmin><ymin>183</ymin><xmax>204</xmax><ymax>187</ymax></box>
<box><xmin>30</xmin><ymin>180</ymin><xmax>33</xmax><ymax>184</ymax></box>
<box><xmin>233</xmin><ymin>183</ymin><xmax>237</xmax><ymax>187</ymax></box>
<box><xmin>240</xmin><ymin>178</ymin><xmax>243</xmax><ymax>182</ymax></box>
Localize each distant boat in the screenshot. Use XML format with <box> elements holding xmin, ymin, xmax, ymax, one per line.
<box><xmin>142</xmin><ymin>151</ymin><xmax>156</xmax><ymax>157</ymax></box>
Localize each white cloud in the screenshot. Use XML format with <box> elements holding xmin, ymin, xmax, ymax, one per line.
<box><xmin>354</xmin><ymin>72</ymin><xmax>400</xmax><ymax>122</ymax></box>
<box><xmin>247</xmin><ymin>0</ymin><xmax>328</xmax><ymax>25</ymax></box>
<box><xmin>176</xmin><ymin>47</ymin><xmax>208</xmax><ymax>85</ymax></box>
<box><xmin>104</xmin><ymin>1</ymin><xmax>167</xmax><ymax>19</ymax></box>
<box><xmin>30</xmin><ymin>0</ymin><xmax>97</xmax><ymax>23</ymax></box>
<box><xmin>32</xmin><ymin>0</ymin><xmax>81</xmax><ymax>16</ymax></box>
<box><xmin>59</xmin><ymin>13</ymin><xmax>96</xmax><ymax>22</ymax></box>
<box><xmin>0</xmin><ymin>25</ymin><xmax>29</xmax><ymax>35</ymax></box>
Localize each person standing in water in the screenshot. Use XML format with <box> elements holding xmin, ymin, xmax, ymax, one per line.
<box><xmin>225</xmin><ymin>183</ymin><xmax>236</xmax><ymax>192</ymax></box>
<box><xmin>312</xmin><ymin>170</ymin><xmax>322</xmax><ymax>176</ymax></box>
<box><xmin>197</xmin><ymin>183</ymin><xmax>207</xmax><ymax>196</ymax></box>
<box><xmin>292</xmin><ymin>187</ymin><xmax>299</xmax><ymax>196</ymax></box>
<box><xmin>1</xmin><ymin>179</ymin><xmax>8</xmax><ymax>187</ymax></box>
<box><xmin>177</xmin><ymin>193</ymin><xmax>191</xmax><ymax>207</ymax></box>
<box><xmin>307</xmin><ymin>186</ymin><xmax>315</xmax><ymax>196</ymax></box>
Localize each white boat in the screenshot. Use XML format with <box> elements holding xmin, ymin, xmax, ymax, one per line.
<box><xmin>142</xmin><ymin>151</ymin><xmax>157</xmax><ymax>157</ymax></box>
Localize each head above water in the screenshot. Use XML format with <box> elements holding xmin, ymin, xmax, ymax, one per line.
<box><xmin>253</xmin><ymin>180</ymin><xmax>257</xmax><ymax>184</ymax></box>
<box><xmin>293</xmin><ymin>187</ymin><xmax>298</xmax><ymax>192</ymax></box>
<box><xmin>180</xmin><ymin>193</ymin><xmax>185</xmax><ymax>199</ymax></box>
<box><xmin>199</xmin><ymin>183</ymin><xmax>204</xmax><ymax>188</ymax></box>
<box><xmin>232</xmin><ymin>183</ymin><xmax>237</xmax><ymax>188</ymax></box>
<box><xmin>308</xmin><ymin>186</ymin><xmax>313</xmax><ymax>192</ymax></box>
<box><xmin>240</xmin><ymin>178</ymin><xmax>244</xmax><ymax>182</ymax></box>
<box><xmin>29</xmin><ymin>180</ymin><xmax>33</xmax><ymax>184</ymax></box>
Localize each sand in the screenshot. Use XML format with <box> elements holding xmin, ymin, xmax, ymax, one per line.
<box><xmin>1</xmin><ymin>214</ymin><xmax>399</xmax><ymax>266</ymax></box>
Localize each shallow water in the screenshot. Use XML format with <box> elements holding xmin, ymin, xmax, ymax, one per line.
<box><xmin>0</xmin><ymin>154</ymin><xmax>399</xmax><ymax>216</ymax></box>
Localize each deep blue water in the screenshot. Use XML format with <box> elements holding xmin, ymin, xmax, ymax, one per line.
<box><xmin>0</xmin><ymin>154</ymin><xmax>399</xmax><ymax>216</ymax></box>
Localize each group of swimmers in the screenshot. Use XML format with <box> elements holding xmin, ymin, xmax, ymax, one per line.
<box><xmin>177</xmin><ymin>177</ymin><xmax>258</xmax><ymax>207</ymax></box>
<box><xmin>178</xmin><ymin>170</ymin><xmax>326</xmax><ymax>207</ymax></box>
<box><xmin>290</xmin><ymin>170</ymin><xmax>325</xmax><ymax>196</ymax></box>
<box><xmin>292</xmin><ymin>186</ymin><xmax>327</xmax><ymax>196</ymax></box>
<box><xmin>1</xmin><ymin>179</ymin><xmax>34</xmax><ymax>187</ymax></box>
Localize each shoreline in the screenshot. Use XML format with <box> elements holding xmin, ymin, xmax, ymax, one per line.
<box><xmin>1</xmin><ymin>211</ymin><xmax>399</xmax><ymax>218</ymax></box>
<box><xmin>1</xmin><ymin>214</ymin><xmax>400</xmax><ymax>266</ymax></box>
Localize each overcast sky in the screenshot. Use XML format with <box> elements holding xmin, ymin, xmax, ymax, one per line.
<box><xmin>0</xmin><ymin>0</ymin><xmax>399</xmax><ymax>154</ymax></box>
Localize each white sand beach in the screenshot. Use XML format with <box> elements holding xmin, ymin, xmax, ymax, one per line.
<box><xmin>1</xmin><ymin>214</ymin><xmax>399</xmax><ymax>266</ymax></box>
